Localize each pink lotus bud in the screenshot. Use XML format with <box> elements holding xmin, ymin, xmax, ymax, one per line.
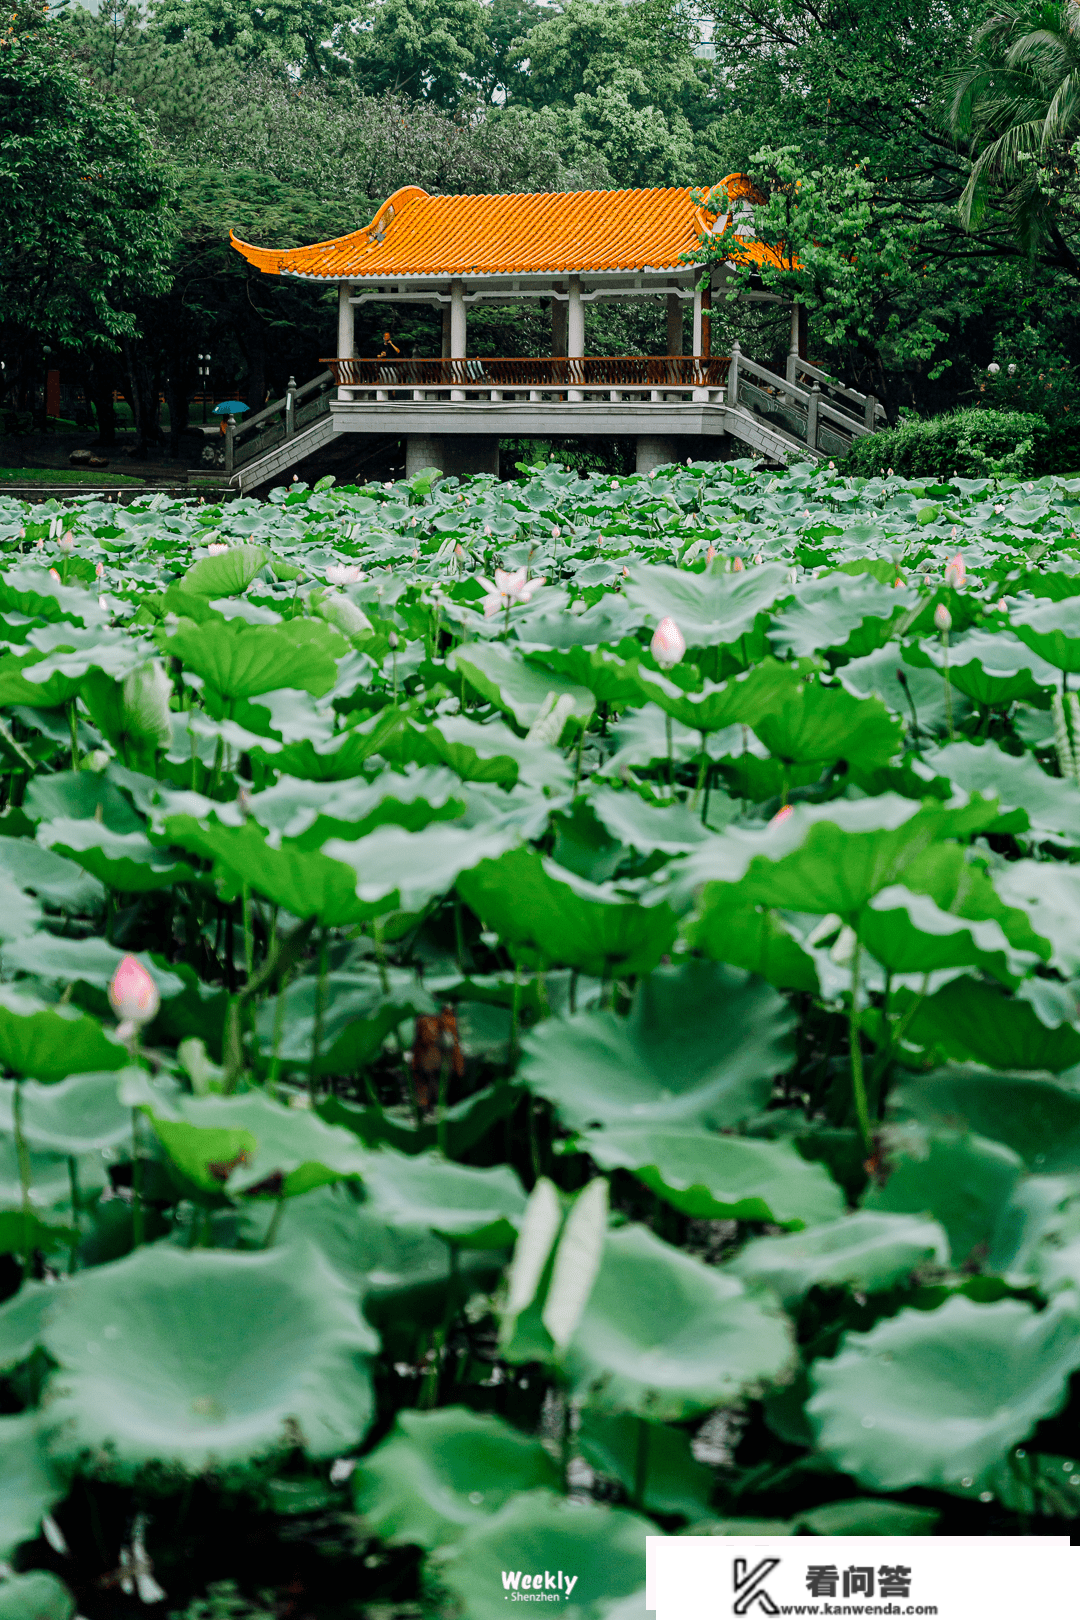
<box><xmin>732</xmin><ymin>556</ymin><xmax>745</xmax><ymax>572</ymax></box>
<box><xmin>705</xmin><ymin>545</ymin><xmax>716</xmax><ymax>564</ymax></box>
<box><xmin>886</xmin><ymin>467</ymin><xmax>894</xmax><ymax>476</ymax></box>
<box><xmin>95</xmin><ymin>561</ymin><xmax>104</xmax><ymax>578</ymax></box>
<box><xmin>651</xmin><ymin>616</ymin><xmax>686</xmax><ymax>670</ymax></box>
<box><xmin>752</xmin><ymin>553</ymin><xmax>763</xmax><ymax>565</ymax></box>
<box><xmin>48</xmin><ymin>568</ymin><xmax>60</xmax><ymax>581</ymax></box>
<box><xmin>934</xmin><ymin>603</ymin><xmax>952</xmax><ymax>633</ymax></box>
<box><xmin>58</xmin><ymin>532</ymin><xmax>74</xmax><ymax>551</ymax></box>
<box><xmin>944</xmin><ymin>553</ymin><xmax>966</xmax><ymax>588</ymax></box>
<box><xmin>108</xmin><ymin>955</ymin><xmax>160</xmax><ymax>1028</ymax></box>
<box><xmin>770</xmin><ymin>804</ymin><xmax>794</xmax><ymax>826</ymax></box>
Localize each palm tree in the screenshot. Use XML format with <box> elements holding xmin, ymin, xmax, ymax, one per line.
<box><xmin>949</xmin><ymin>0</ymin><xmax>1080</xmax><ymax>277</ymax></box>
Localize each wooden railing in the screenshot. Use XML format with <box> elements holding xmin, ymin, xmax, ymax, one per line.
<box><xmin>225</xmin><ymin>368</ymin><xmax>335</xmax><ymax>475</ymax></box>
<box><xmin>324</xmin><ymin>355</ymin><xmax>731</xmax><ymax>390</ymax></box>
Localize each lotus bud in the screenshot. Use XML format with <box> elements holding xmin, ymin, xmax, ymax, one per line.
<box><xmin>58</xmin><ymin>530</ymin><xmax>74</xmax><ymax>551</ymax></box>
<box><xmin>934</xmin><ymin>603</ymin><xmax>952</xmax><ymax>633</ymax></box>
<box><xmin>732</xmin><ymin>556</ymin><xmax>745</xmax><ymax>572</ymax></box>
<box><xmin>236</xmin><ymin>784</ymin><xmax>252</xmax><ymax>818</ymax></box>
<box><xmin>705</xmin><ymin>545</ymin><xmax>716</xmax><ymax>564</ymax></box>
<box><xmin>944</xmin><ymin>553</ymin><xmax>966</xmax><ymax>588</ymax></box>
<box><xmin>109</xmin><ymin>955</ymin><xmax>160</xmax><ymax>1032</ymax></box>
<box><xmin>95</xmin><ymin>561</ymin><xmax>104</xmax><ymax>578</ymax></box>
<box><xmin>887</xmin><ymin>467</ymin><xmax>894</xmax><ymax>476</ymax></box>
<box><xmin>48</xmin><ymin>567</ymin><xmax>60</xmax><ymax>581</ymax></box>
<box><xmin>206</xmin><ymin>542</ymin><xmax>229</xmax><ymax>556</ymax></box>
<box><xmin>651</xmin><ymin>616</ymin><xmax>686</xmax><ymax>670</ymax></box>
<box><xmin>770</xmin><ymin>803</ymin><xmax>794</xmax><ymax>826</ymax></box>
<box><xmin>752</xmin><ymin>553</ymin><xmax>763</xmax><ymax>565</ymax></box>
<box><xmin>388</xmin><ymin>630</ymin><xmax>399</xmax><ymax>650</ymax></box>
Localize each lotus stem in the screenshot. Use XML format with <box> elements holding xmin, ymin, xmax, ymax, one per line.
<box><xmin>848</xmin><ymin>940</ymin><xmax>872</xmax><ymax>1154</ymax></box>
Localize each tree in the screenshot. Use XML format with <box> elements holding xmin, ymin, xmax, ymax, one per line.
<box><xmin>148</xmin><ymin>0</ymin><xmax>358</xmax><ymax>79</ymax></box>
<box><xmin>0</xmin><ymin>2</ymin><xmax>175</xmax><ymax>349</ymax></box>
<box><xmin>949</xmin><ymin>0</ymin><xmax>1080</xmax><ymax>278</ymax></box>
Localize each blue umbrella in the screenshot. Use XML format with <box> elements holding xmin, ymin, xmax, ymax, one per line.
<box><xmin>212</xmin><ymin>400</ymin><xmax>248</xmax><ymax>415</ymax></box>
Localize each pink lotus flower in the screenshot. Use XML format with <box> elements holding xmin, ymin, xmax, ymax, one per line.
<box><xmin>206</xmin><ymin>543</ymin><xmax>230</xmax><ymax>556</ymax></box>
<box><xmin>650</xmin><ymin>616</ymin><xmax>686</xmax><ymax>670</ymax></box>
<box><xmin>944</xmin><ymin>553</ymin><xmax>966</xmax><ymax>588</ymax></box>
<box><xmin>934</xmin><ymin>603</ymin><xmax>952</xmax><ymax>633</ymax></box>
<box><xmin>326</xmin><ymin>563</ymin><xmax>365</xmax><ymax>586</ymax></box>
<box><xmin>108</xmin><ymin>955</ymin><xmax>160</xmax><ymax>1035</ymax></box>
<box><xmin>478</xmin><ymin>567</ymin><xmax>546</xmax><ymax>618</ymax></box>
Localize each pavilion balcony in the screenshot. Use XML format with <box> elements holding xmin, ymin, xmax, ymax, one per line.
<box><xmin>323</xmin><ymin>355</ymin><xmax>731</xmax><ymax>403</ymax></box>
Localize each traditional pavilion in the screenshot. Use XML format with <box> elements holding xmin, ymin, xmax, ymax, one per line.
<box><xmin>226</xmin><ymin>180</ymin><xmax>874</xmax><ymax>485</ymax></box>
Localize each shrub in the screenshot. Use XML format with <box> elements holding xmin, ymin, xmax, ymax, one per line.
<box><xmin>843</xmin><ymin>406</ymin><xmax>1078</xmax><ymax>480</ymax></box>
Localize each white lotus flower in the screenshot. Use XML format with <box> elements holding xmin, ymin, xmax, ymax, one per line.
<box><xmin>477</xmin><ymin>567</ymin><xmax>546</xmax><ymax>618</ymax></box>
<box><xmin>206</xmin><ymin>542</ymin><xmax>229</xmax><ymax>556</ymax></box>
<box><xmin>326</xmin><ymin>563</ymin><xmax>365</xmax><ymax>586</ymax></box>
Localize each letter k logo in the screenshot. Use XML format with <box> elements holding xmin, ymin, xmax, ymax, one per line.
<box><xmin>733</xmin><ymin>1558</ymin><xmax>781</xmax><ymax>1615</ymax></box>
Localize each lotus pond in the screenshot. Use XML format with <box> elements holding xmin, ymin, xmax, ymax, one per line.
<box><xmin>0</xmin><ymin>455</ymin><xmax>1078</xmax><ymax>1617</ymax></box>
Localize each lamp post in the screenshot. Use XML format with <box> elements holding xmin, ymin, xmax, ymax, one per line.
<box><xmin>197</xmin><ymin>353</ymin><xmax>212</xmax><ymax>423</ymax></box>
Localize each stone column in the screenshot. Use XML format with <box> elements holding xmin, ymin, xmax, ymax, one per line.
<box><xmin>692</xmin><ymin>281</ymin><xmax>703</xmax><ymax>357</ymax></box>
<box><xmin>336</xmin><ymin>284</ymin><xmax>355</xmax><ymax>400</ymax></box>
<box><xmin>406</xmin><ymin>435</ymin><xmax>445</xmax><ymax>479</ymax></box>
<box><xmin>441</xmin><ymin>304</ymin><xmax>452</xmax><ymax>360</ymax></box>
<box><xmin>636</xmin><ymin>436</ymin><xmax>678</xmax><ymax>475</ymax></box>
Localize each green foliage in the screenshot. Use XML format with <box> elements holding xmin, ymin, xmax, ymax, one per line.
<box><xmin>844</xmin><ymin>407</ymin><xmax>1062</xmax><ymax>478</ymax></box>
<box><xmin>0</xmin><ymin>459</ymin><xmax>1077</xmax><ymax>1611</ymax></box>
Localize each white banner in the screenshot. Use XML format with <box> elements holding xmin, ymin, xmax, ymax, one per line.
<box><xmin>646</xmin><ymin>1536</ymin><xmax>1076</xmax><ymax>1620</ymax></box>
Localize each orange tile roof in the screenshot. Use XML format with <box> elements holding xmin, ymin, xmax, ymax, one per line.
<box><xmin>230</xmin><ymin>178</ymin><xmax>792</xmax><ymax>281</ymax></box>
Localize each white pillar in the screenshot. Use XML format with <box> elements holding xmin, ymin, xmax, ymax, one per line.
<box><xmin>337</xmin><ymin>284</ymin><xmax>355</xmax><ymax>401</ymax></box>
<box><xmin>692</xmin><ymin>281</ymin><xmax>703</xmax><ymax>358</ymax></box>
<box><xmin>567</xmin><ymin>275</ymin><xmax>584</xmax><ymax>400</ymax></box>
<box><xmin>450</xmin><ymin>279</ymin><xmax>466</xmax><ymax>401</ymax></box>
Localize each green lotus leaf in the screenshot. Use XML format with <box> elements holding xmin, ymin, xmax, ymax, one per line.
<box><xmin>796</xmin><ymin>1499</ymin><xmax>940</xmax><ymax>1535</ymax></box>
<box><xmin>42</xmin><ymin>1243</ymin><xmax>378</xmax><ymax>1476</ymax></box>
<box><xmin>456</xmin><ymin>846</ymin><xmax>677</xmax><ymax>976</ymax></box>
<box><xmin>1010</xmin><ymin>598</ymin><xmax>1080</xmax><ymax>672</ymax></box>
<box><xmin>562</xmin><ymin>1224</ymin><xmax>792</xmax><ymax>1420</ymax></box>
<box><xmin>142</xmin><ymin>1088</ymin><xmax>370</xmax><ymax>1198</ymax></box>
<box><xmin>584</xmin><ymin>786</ymin><xmax>712</xmax><ymax>855</ymax></box>
<box><xmin>162</xmin><ymin>814</ymin><xmax>374</xmax><ymax>925</ymax></box>
<box><xmin>178</xmin><ymin>544</ymin><xmax>268</xmax><ymax>597</ymax></box>
<box><xmin>354</xmin><ymin>1406</ymin><xmax>560</xmax><ymax>1548</ymax></box>
<box><xmin>0</xmin><ymin>986</ymin><xmax>127</xmax><ymax>1080</ymax></box>
<box><xmin>23</xmin><ymin>770</ymin><xmax>142</xmax><ymax>832</ymax></box>
<box><xmin>890</xmin><ymin>1066</ymin><xmax>1080</xmax><ymax>1174</ymax></box>
<box><xmin>670</xmin><ymin>793</ymin><xmax>1003</xmax><ymax>921</ymax></box>
<box><xmin>0</xmin><ymin>1571</ymin><xmax>75</xmax><ymax>1620</ymax></box>
<box><xmin>406</xmin><ymin>713</ymin><xmax>573</xmax><ymax>793</ymax></box>
<box><xmin>863</xmin><ymin>1125</ymin><xmax>1025</xmax><ymax>1265</ymax></box>
<box><xmin>3</xmin><ymin>936</ymin><xmax>184</xmax><ymax>1000</ymax></box>
<box><xmin>729</xmin><ymin>1211</ymin><xmax>949</xmax><ymax>1306</ymax></box>
<box><xmin>908</xmin><ymin>629</ymin><xmax>1059</xmax><ymax>706</ymax></box>
<box><xmin>768</xmin><ymin>577</ymin><xmax>912</xmax><ymax>663</ymax></box>
<box><xmin>807</xmin><ymin>1293</ymin><xmax>1080</xmax><ymax>1490</ymax></box>
<box><xmin>0</xmin><ymin>653</ymin><xmax>82</xmax><ymax>709</ymax></box>
<box><xmin>994</xmin><ymin>859</ymin><xmax>1080</xmax><ymax>974</ymax></box>
<box><xmin>903</xmin><ymin>974</ymin><xmax>1080</xmax><ymax>1072</ymax></box>
<box><xmin>254</xmin><ymin>966</ymin><xmax>433</xmax><ymax>1074</ymax></box>
<box><xmin>681</xmin><ymin>895</ymin><xmax>820</xmax><ymax>993</ymax></box>
<box><xmin>325</xmin><ymin>823</ymin><xmax>520</xmax><ymax>919</ymax></box>
<box><xmin>859</xmin><ymin>883</ymin><xmax>1036</xmax><ymax>982</ymax></box>
<box><xmin>434</xmin><ymin>1490</ymin><xmax>649</xmax><ymax>1620</ymax></box>
<box><xmin>576</xmin><ymin>1127</ymin><xmax>844</xmax><ymax>1227</ymax></box>
<box><xmin>0</xmin><ymin>837</ymin><xmax>104</xmax><ymax>913</ymax></box>
<box><xmin>917</xmin><ymin>741</ymin><xmax>1080</xmax><ymax>843</ymax></box>
<box><xmin>452</xmin><ymin>640</ymin><xmax>594</xmax><ymax>732</ymax></box>
<box><xmin>0</xmin><ymin>1283</ymin><xmax>54</xmax><ymax>1371</ymax></box>
<box><xmin>38</xmin><ymin>818</ymin><xmax>195</xmax><ymax>893</ymax></box>
<box><xmin>577</xmin><ymin>1410</ymin><xmax>714</xmax><ymax>1521</ymax></box>
<box><xmin>0</xmin><ymin>1411</ymin><xmax>63</xmax><ymax>1559</ymax></box>
<box><xmin>161</xmin><ymin>615</ymin><xmax>347</xmax><ymax>698</ymax></box>
<box><xmin>357</xmin><ymin>1147</ymin><xmax>527</xmax><ymax>1248</ymax></box>
<box><xmin>0</xmin><ymin>1070</ymin><xmax>133</xmax><ymax>1154</ymax></box>
<box><xmin>751</xmin><ymin>679</ymin><xmax>903</xmax><ymax>768</ymax></box>
<box><xmin>623</xmin><ymin>561</ymin><xmax>791</xmax><ymax>656</ymax></box>
<box><xmin>0</xmin><ymin>872</ymin><xmax>40</xmax><ymax>943</ymax></box>
<box><xmin>631</xmin><ymin>658</ymin><xmax>800</xmax><ymax>733</ymax></box>
<box><xmin>519</xmin><ymin>960</ymin><xmax>794</xmax><ymax>1131</ymax></box>
<box><xmin>838</xmin><ymin>642</ymin><xmax>963</xmax><ymax>734</ymax></box>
